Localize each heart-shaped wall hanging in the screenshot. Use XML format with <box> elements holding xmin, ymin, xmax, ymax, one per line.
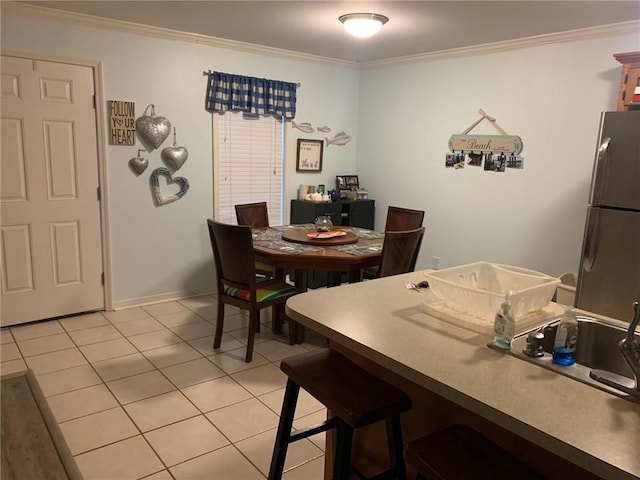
<box><xmin>162</xmin><ymin>146</ymin><xmax>188</xmax><ymax>171</ymax></box>
<box><xmin>135</xmin><ymin>104</ymin><xmax>171</xmax><ymax>150</ymax></box>
<box><xmin>150</xmin><ymin>167</ymin><xmax>189</xmax><ymax>206</ymax></box>
<box><xmin>161</xmin><ymin>127</ymin><xmax>189</xmax><ymax>171</ymax></box>
<box><xmin>129</xmin><ymin>149</ymin><xmax>149</xmax><ymax>175</ymax></box>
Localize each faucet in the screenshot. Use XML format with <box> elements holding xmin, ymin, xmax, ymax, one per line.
<box><xmin>619</xmin><ymin>302</ymin><xmax>640</xmax><ymax>392</ymax></box>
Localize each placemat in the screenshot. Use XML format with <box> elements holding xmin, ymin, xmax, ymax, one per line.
<box><xmin>331</xmin><ymin>243</ymin><xmax>383</xmax><ymax>256</ymax></box>
<box><xmin>343</xmin><ymin>227</ymin><xmax>385</xmax><ymax>239</ymax></box>
<box><xmin>256</xmin><ymin>239</ymin><xmax>322</xmax><ymax>254</ymax></box>
<box><xmin>252</xmin><ymin>229</ymin><xmax>282</xmax><ymax>241</ymax></box>
<box><xmin>271</xmin><ymin>224</ymin><xmax>315</xmax><ymax>231</ymax></box>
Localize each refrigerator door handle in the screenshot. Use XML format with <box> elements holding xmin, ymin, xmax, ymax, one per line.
<box><xmin>582</xmin><ymin>209</ymin><xmax>601</xmax><ymax>273</ymax></box>
<box><xmin>589</xmin><ymin>136</ymin><xmax>610</xmax><ymax>206</ymax></box>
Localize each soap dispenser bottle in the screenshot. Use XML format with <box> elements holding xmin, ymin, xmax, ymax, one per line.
<box><xmin>492</xmin><ymin>292</ymin><xmax>515</xmax><ymax>350</ymax></box>
<box><xmin>552</xmin><ymin>306</ymin><xmax>579</xmax><ymax>366</ymax></box>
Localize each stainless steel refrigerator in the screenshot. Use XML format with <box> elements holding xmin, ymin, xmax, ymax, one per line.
<box><xmin>575</xmin><ymin>110</ymin><xmax>640</xmax><ymax>322</ymax></box>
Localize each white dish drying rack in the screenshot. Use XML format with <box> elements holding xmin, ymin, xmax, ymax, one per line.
<box><xmin>421</xmin><ymin>299</ymin><xmax>563</xmax><ymax>337</ymax></box>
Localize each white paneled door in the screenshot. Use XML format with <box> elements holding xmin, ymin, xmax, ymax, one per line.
<box><xmin>1</xmin><ymin>55</ymin><xmax>104</xmax><ymax>326</ymax></box>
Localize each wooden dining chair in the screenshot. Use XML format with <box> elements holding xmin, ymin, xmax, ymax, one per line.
<box><xmin>235</xmin><ymin>201</ymin><xmax>270</xmax><ymax>228</ymax></box>
<box><xmin>378</xmin><ymin>227</ymin><xmax>426</xmax><ymax>278</ymax></box>
<box><xmin>384</xmin><ymin>206</ymin><xmax>425</xmax><ymax>232</ymax></box>
<box><xmin>234</xmin><ymin>201</ymin><xmax>276</xmax><ymax>278</ymax></box>
<box><xmin>207</xmin><ymin>219</ymin><xmax>297</xmax><ymax>362</ymax></box>
<box><xmin>365</xmin><ymin>206</ymin><xmax>425</xmax><ymax>279</ymax></box>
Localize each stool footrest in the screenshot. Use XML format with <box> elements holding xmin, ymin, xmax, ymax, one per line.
<box><xmin>289</xmin><ymin>417</ymin><xmax>336</xmax><ymax>443</ymax></box>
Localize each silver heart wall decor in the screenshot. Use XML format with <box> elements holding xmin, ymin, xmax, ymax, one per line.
<box><xmin>150</xmin><ymin>167</ymin><xmax>189</xmax><ymax>206</ymax></box>
<box><xmin>128</xmin><ymin>149</ymin><xmax>149</xmax><ymax>176</ymax></box>
<box><xmin>161</xmin><ymin>127</ymin><xmax>189</xmax><ymax>171</ymax></box>
<box><xmin>161</xmin><ymin>146</ymin><xmax>188</xmax><ymax>171</ymax></box>
<box><xmin>135</xmin><ymin>104</ymin><xmax>171</xmax><ymax>150</ymax></box>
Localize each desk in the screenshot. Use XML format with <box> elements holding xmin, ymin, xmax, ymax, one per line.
<box><xmin>285</xmin><ymin>271</ymin><xmax>640</xmax><ymax>480</ymax></box>
<box><xmin>253</xmin><ymin>225</ymin><xmax>384</xmax><ymax>342</ymax></box>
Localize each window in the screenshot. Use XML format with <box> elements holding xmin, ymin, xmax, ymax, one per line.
<box><xmin>213</xmin><ymin>112</ymin><xmax>284</xmax><ymax>225</ymax></box>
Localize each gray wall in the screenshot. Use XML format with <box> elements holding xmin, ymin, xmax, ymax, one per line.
<box><xmin>1</xmin><ymin>7</ymin><xmax>360</xmax><ymax>307</ymax></box>
<box><xmin>357</xmin><ymin>32</ymin><xmax>640</xmax><ymax>276</ymax></box>
<box><xmin>2</xmin><ymin>5</ymin><xmax>639</xmax><ymax>308</ymax></box>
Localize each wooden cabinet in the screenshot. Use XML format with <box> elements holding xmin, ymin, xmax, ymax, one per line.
<box><xmin>343</xmin><ymin>200</ymin><xmax>375</xmax><ymax>229</ymax></box>
<box><xmin>614</xmin><ymin>51</ymin><xmax>640</xmax><ymax>111</ymax></box>
<box><xmin>290</xmin><ymin>200</ymin><xmax>341</xmax><ymax>226</ymax></box>
<box><xmin>290</xmin><ymin>199</ymin><xmax>375</xmax><ymax>229</ymax></box>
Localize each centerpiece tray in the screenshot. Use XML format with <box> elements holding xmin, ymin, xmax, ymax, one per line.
<box><xmin>282</xmin><ymin>229</ymin><xmax>358</xmax><ymax>246</ymax></box>
<box><xmin>306</xmin><ymin>230</ymin><xmax>347</xmax><ymax>239</ymax></box>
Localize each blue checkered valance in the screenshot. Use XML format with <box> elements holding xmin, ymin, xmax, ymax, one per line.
<box><xmin>206</xmin><ymin>71</ymin><xmax>297</xmax><ymax>119</ymax></box>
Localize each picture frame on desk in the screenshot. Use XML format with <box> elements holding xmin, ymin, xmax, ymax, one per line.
<box><xmin>337</xmin><ymin>175</ymin><xmax>358</xmax><ymax>198</ymax></box>
<box><xmin>296</xmin><ymin>139</ymin><xmax>323</xmax><ymax>172</ymax></box>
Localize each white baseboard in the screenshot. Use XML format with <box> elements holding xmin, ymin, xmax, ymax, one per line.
<box><xmin>111</xmin><ymin>288</ymin><xmax>216</xmax><ymax>311</ymax></box>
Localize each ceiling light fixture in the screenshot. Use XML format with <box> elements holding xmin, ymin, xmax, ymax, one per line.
<box><xmin>339</xmin><ymin>13</ymin><xmax>389</xmax><ymax>39</ymax></box>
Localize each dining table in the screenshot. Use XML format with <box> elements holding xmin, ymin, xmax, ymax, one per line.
<box><xmin>251</xmin><ymin>224</ymin><xmax>385</xmax><ymax>343</ymax></box>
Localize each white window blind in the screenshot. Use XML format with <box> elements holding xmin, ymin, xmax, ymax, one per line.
<box><xmin>213</xmin><ymin>112</ymin><xmax>284</xmax><ymax>225</ymax></box>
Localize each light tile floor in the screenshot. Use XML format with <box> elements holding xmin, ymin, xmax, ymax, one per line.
<box><xmin>0</xmin><ymin>295</ymin><xmax>328</xmax><ymax>479</ymax></box>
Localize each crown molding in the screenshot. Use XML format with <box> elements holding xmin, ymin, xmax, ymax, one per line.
<box><xmin>1</xmin><ymin>2</ymin><xmax>359</xmax><ymax>68</ymax></box>
<box><xmin>361</xmin><ymin>20</ymin><xmax>640</xmax><ymax>69</ymax></box>
<box><xmin>3</xmin><ymin>2</ymin><xmax>638</xmax><ymax>70</ymax></box>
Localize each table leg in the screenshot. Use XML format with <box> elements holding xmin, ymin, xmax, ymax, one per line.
<box><xmin>272</xmin><ymin>268</ymin><xmax>287</xmax><ymax>335</ymax></box>
<box><xmin>348</xmin><ymin>268</ymin><xmax>362</xmax><ymax>284</ymax></box>
<box><xmin>290</xmin><ymin>270</ymin><xmax>308</xmax><ymax>344</ymax></box>
<box><xmin>327</xmin><ymin>271</ymin><xmax>342</xmax><ymax>287</ymax></box>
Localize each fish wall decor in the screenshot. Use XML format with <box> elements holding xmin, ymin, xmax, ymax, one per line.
<box><xmin>291</xmin><ymin>121</ymin><xmax>314</xmax><ymax>133</ymax></box>
<box><xmin>317</xmin><ymin>125</ymin><xmax>331</xmax><ymax>133</ymax></box>
<box><xmin>325</xmin><ymin>132</ymin><xmax>352</xmax><ymax>147</ymax></box>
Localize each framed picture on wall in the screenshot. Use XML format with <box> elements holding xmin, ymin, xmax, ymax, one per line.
<box><xmin>296</xmin><ymin>139</ymin><xmax>323</xmax><ymax>172</ymax></box>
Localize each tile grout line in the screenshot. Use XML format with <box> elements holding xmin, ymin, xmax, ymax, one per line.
<box><xmin>3</xmin><ymin>297</ymin><xmax>327</xmax><ymax>479</ymax></box>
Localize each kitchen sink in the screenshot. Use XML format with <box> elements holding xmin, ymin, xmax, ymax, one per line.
<box><xmin>499</xmin><ymin>316</ymin><xmax>639</xmax><ymax>401</ymax></box>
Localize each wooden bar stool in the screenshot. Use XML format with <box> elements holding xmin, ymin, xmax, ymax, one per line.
<box><xmin>268</xmin><ymin>349</ymin><xmax>412</xmax><ymax>480</ymax></box>
<box><xmin>405</xmin><ymin>424</ymin><xmax>545</xmax><ymax>480</ymax></box>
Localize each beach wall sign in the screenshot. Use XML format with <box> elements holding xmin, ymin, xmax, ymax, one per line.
<box><xmin>448</xmin><ymin>134</ymin><xmax>523</xmax><ymax>155</ymax></box>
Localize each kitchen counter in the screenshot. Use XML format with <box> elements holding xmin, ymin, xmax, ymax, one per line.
<box><xmin>285</xmin><ymin>271</ymin><xmax>640</xmax><ymax>480</ymax></box>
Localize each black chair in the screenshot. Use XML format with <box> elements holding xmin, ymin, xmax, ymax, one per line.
<box><xmin>268</xmin><ymin>349</ymin><xmax>411</xmax><ymax>480</ymax></box>
<box><xmin>207</xmin><ymin>219</ymin><xmax>297</xmax><ymax>362</ymax></box>
<box><xmin>378</xmin><ymin>227</ymin><xmax>426</xmax><ymax>278</ymax></box>
<box><xmin>405</xmin><ymin>424</ymin><xmax>545</xmax><ymax>480</ymax></box>
<box><xmin>365</xmin><ymin>206</ymin><xmax>425</xmax><ymax>278</ymax></box>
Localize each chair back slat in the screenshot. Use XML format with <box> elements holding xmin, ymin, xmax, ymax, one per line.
<box><xmin>385</xmin><ymin>206</ymin><xmax>424</xmax><ymax>232</ymax></box>
<box><xmin>235</xmin><ymin>202</ymin><xmax>270</xmax><ymax>227</ymax></box>
<box><xmin>379</xmin><ymin>227</ymin><xmax>426</xmax><ymax>278</ymax></box>
<box><xmin>207</xmin><ymin>220</ymin><xmax>255</xmax><ymax>288</ymax></box>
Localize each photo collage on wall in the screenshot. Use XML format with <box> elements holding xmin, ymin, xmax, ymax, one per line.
<box><xmin>445</xmin><ymin>110</ymin><xmax>525</xmax><ymax>173</ymax></box>
<box><xmin>445</xmin><ymin>151</ymin><xmax>524</xmax><ymax>171</ymax></box>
